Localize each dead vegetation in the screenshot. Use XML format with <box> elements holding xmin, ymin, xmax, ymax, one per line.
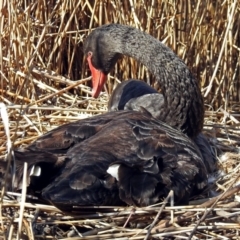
<box><xmin>0</xmin><ymin>0</ymin><xmax>240</xmax><ymax>239</ymax></box>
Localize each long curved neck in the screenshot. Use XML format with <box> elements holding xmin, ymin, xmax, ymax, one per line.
<box><xmin>110</xmin><ymin>25</ymin><xmax>204</xmax><ymax>138</ymax></box>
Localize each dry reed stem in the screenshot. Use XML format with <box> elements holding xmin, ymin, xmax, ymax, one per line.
<box><xmin>204</xmin><ymin>0</ymin><xmax>239</xmax><ymax>97</ymax></box>
<box><xmin>144</xmin><ymin>190</ymin><xmax>174</xmax><ymax>240</ymax></box>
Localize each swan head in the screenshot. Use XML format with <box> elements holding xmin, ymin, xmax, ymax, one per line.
<box><xmin>84</xmin><ymin>25</ymin><xmax>122</xmax><ymax>98</ymax></box>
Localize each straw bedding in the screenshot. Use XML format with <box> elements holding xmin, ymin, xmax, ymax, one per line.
<box><xmin>0</xmin><ymin>0</ymin><xmax>240</xmax><ymax>239</ymax></box>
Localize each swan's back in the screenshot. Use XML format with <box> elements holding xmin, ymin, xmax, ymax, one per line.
<box><xmin>108</xmin><ymin>79</ymin><xmax>216</xmax><ymax>174</ymax></box>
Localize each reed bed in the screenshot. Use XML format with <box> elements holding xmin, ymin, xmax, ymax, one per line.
<box><xmin>0</xmin><ymin>0</ymin><xmax>240</xmax><ymax>239</ymax></box>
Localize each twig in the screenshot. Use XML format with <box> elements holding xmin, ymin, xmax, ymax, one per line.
<box><xmin>144</xmin><ymin>190</ymin><xmax>173</xmax><ymax>240</ymax></box>
<box><xmin>153</xmin><ymin>185</ymin><xmax>240</xmax><ymax>231</ymax></box>
<box><xmin>188</xmin><ymin>173</ymin><xmax>240</xmax><ymax>239</ymax></box>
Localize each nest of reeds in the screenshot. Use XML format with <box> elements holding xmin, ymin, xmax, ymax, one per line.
<box><xmin>1</xmin><ymin>0</ymin><xmax>240</xmax><ymax>239</ymax></box>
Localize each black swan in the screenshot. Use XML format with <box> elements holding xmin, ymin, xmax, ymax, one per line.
<box><xmin>1</xmin><ymin>24</ymin><xmax>210</xmax><ymax>209</ymax></box>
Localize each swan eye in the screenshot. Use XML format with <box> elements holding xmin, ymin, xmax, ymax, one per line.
<box><xmin>88</xmin><ymin>51</ymin><xmax>92</xmax><ymax>57</ymax></box>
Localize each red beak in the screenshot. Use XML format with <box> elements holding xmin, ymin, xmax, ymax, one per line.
<box><xmin>87</xmin><ymin>54</ymin><xmax>107</xmax><ymax>98</ymax></box>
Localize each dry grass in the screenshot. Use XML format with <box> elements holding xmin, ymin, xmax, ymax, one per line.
<box><xmin>0</xmin><ymin>0</ymin><xmax>240</xmax><ymax>239</ymax></box>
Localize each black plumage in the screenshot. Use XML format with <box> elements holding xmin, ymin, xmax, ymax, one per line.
<box><xmin>108</xmin><ymin>79</ymin><xmax>216</xmax><ymax>174</ymax></box>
